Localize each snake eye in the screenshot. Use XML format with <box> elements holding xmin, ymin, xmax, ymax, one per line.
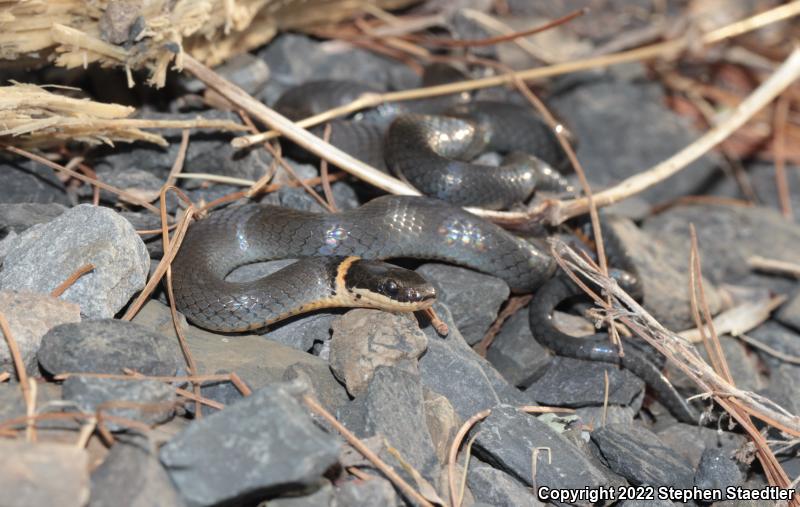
<box><xmin>383</xmin><ymin>279</ymin><xmax>399</xmax><ymax>296</ymax></box>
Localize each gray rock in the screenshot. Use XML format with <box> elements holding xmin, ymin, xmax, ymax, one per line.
<box><xmin>283</xmin><ymin>362</ymin><xmax>349</xmax><ymax>414</ymax></box>
<box><xmin>210</xmin><ymin>53</ymin><xmax>270</xmax><ymax>96</ymax></box>
<box><xmin>591</xmin><ymin>423</ymin><xmax>694</xmax><ymax>488</ymax></box>
<box><xmin>334</xmin><ymin>476</ymin><xmax>398</xmax><ymax>506</ymax></box>
<box><xmin>0</xmin><ymin>204</ymin><xmax>149</xmax><ymax>318</ymax></box>
<box><xmin>525</xmin><ymin>356</ymin><xmax>645</xmax><ymax>409</ymax></box>
<box><xmin>0</xmin><ymin>230</ymin><xmax>16</xmax><ymax>262</ymax></box>
<box><xmin>417</xmin><ymin>264</ymin><xmax>509</xmax><ymax>345</ymax></box>
<box><xmin>0</xmin><ymin>290</ymin><xmax>81</xmax><ymax>374</ymax></box>
<box><xmin>486</xmin><ymin>304</ymin><xmax>552</xmax><ymax>387</ymax></box>
<box><xmin>710</xmin><ymin>162</ymin><xmax>800</xmax><ymax>222</ymax></box>
<box><xmin>267</xmin><ymin>481</ymin><xmax>333</xmax><ymax>507</ymax></box>
<box><xmin>748</xmin><ymin>322</ymin><xmax>800</xmax><ymax>392</ymax></box>
<box><xmin>605</xmin><ymin>216</ymin><xmax>721</xmax><ymax>330</ymax></box>
<box><xmin>656</xmin><ymin>423</ymin><xmax>747</xmax><ymax>469</ymax></box>
<box><xmin>330</xmin><ymin>309</ymin><xmax>427</xmax><ymax>396</ymax></box>
<box><xmin>133</xmin><ymin>300</ymin><xmax>347</xmax><ymax>408</ymax></box>
<box><xmin>264</xmin><ymin>312</ymin><xmax>336</xmax><ymax>352</ymax></box>
<box><xmin>90</xmin><ymin>441</ymin><xmax>185</xmax><ymax>507</ymax></box>
<box><xmin>338</xmin><ymin>367</ymin><xmax>440</xmax><ymax>484</ymax></box>
<box><xmin>0</xmin><ymin>202</ymin><xmax>66</xmax><ymax>236</ymax></box>
<box><xmin>424</xmin><ymin>389</ymin><xmax>461</xmax><ymax>464</ymax></box>
<box><xmin>419</xmin><ymin>304</ymin><xmax>527</xmax><ymax>419</ymax></box>
<box><xmin>473</xmin><ymin>405</ymin><xmax>611</xmax><ymax>491</ymax></box>
<box><xmin>63</xmin><ymin>376</ymin><xmax>176</xmax><ymax>431</ymax></box>
<box><xmin>88</xmin><ymin>166</ymin><xmax>163</xmax><ymax>203</ymax></box>
<box><xmin>186</xmin><ymin>374</ymin><xmax>243</xmax><ymax>417</ymax></box>
<box><xmin>0</xmin><ymin>159</ymin><xmax>71</xmax><ymax>204</ymax></box>
<box><xmin>643</xmin><ymin>204</ymin><xmax>800</xmax><ymax>290</ymax></box>
<box><xmin>160</xmin><ymin>383</ymin><xmax>341</xmax><ymax>507</ymax></box>
<box><xmin>0</xmin><ymin>381</ymin><xmax>78</xmax><ymax>431</ymax></box>
<box><xmin>777</xmin><ymin>287</ymin><xmax>800</xmax><ymax>332</ymax></box>
<box><xmin>551</xmin><ymin>75</ymin><xmax>719</xmax><ymax>205</ymax></box>
<box><xmin>467</xmin><ymin>458</ymin><xmax>543</xmax><ymax>507</ymax></box>
<box><xmin>38</xmin><ymin>319</ymin><xmax>184</xmax><ymax>377</ymax></box>
<box><xmin>695</xmin><ymin>448</ymin><xmax>745</xmax><ymax>491</ymax></box>
<box><xmin>759</xmin><ymin>363</ymin><xmax>800</xmax><ymax>416</ymax></box>
<box><xmin>0</xmin><ymin>440</ymin><xmax>89</xmax><ymax>507</ymax></box>
<box><xmin>574</xmin><ymin>405</ymin><xmax>637</xmax><ymax>427</ymax></box>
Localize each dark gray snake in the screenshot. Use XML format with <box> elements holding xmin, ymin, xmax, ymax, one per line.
<box><xmin>172</xmin><ymin>195</ymin><xmax>554</xmax><ymax>331</ymax></box>
<box><xmin>273</xmin><ymin>79</ymin><xmax>572</xmax><ymax>209</ymax></box>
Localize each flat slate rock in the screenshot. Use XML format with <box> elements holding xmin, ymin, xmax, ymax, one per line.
<box><xmin>0</xmin><ymin>290</ymin><xmax>80</xmax><ymax>375</ymax></box>
<box><xmin>90</xmin><ymin>441</ymin><xmax>185</xmax><ymax>507</ymax></box>
<box><xmin>694</xmin><ymin>447</ymin><xmax>745</xmax><ymax>491</ymax></box>
<box><xmin>486</xmin><ymin>304</ymin><xmax>552</xmax><ymax>387</ymax></box>
<box><xmin>525</xmin><ymin>356</ymin><xmax>644</xmax><ymax>409</ymax></box>
<box><xmin>418</xmin><ymin>304</ymin><xmax>527</xmax><ymax>420</ymax></box>
<box><xmin>417</xmin><ymin>263</ymin><xmax>510</xmax><ymax>345</ymax></box>
<box><xmin>0</xmin><ymin>204</ymin><xmax>149</xmax><ymax>318</ymax></box>
<box><xmin>38</xmin><ymin>319</ymin><xmax>184</xmax><ymax>377</ymax></box>
<box><xmin>605</xmin><ymin>216</ymin><xmax>721</xmax><ymax>331</ymax></box>
<box><xmin>473</xmin><ymin>405</ymin><xmax>612</xmax><ymax>491</ymax></box>
<box><xmin>0</xmin><ymin>159</ymin><xmax>71</xmax><ymax>205</ymax></box>
<box><xmin>268</xmin><ymin>481</ymin><xmax>334</xmax><ymax>507</ymax></box>
<box><xmin>776</xmin><ymin>287</ymin><xmax>800</xmax><ymax>333</ymax></box>
<box><xmin>160</xmin><ymin>383</ymin><xmax>341</xmax><ymax>507</ymax></box>
<box><xmin>656</xmin><ymin>423</ymin><xmax>747</xmax><ymax>469</ymax></box>
<box><xmin>133</xmin><ymin>300</ymin><xmax>348</xmax><ymax>412</ymax></box>
<box><xmin>0</xmin><ymin>202</ymin><xmax>66</xmax><ymax>236</ymax></box>
<box><xmin>337</xmin><ymin>366</ymin><xmax>440</xmax><ymax>484</ymax></box>
<box><xmin>550</xmin><ymin>74</ymin><xmax>719</xmax><ymax>205</ymax></box>
<box><xmin>467</xmin><ymin>458</ymin><xmax>543</xmax><ymax>507</ymax></box>
<box><xmin>329</xmin><ymin>309</ymin><xmax>427</xmax><ymax>396</ymax></box>
<box><xmin>0</xmin><ymin>440</ymin><xmax>89</xmax><ymax>507</ymax></box>
<box><xmin>643</xmin><ymin>204</ymin><xmax>800</xmax><ymax>290</ymax></box>
<box><xmin>591</xmin><ymin>423</ymin><xmax>694</xmax><ymax>488</ymax></box>
<box><xmin>63</xmin><ymin>376</ymin><xmax>176</xmax><ymax>431</ymax></box>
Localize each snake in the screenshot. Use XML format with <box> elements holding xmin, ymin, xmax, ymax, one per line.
<box><xmin>172</xmin><ymin>195</ymin><xmax>554</xmax><ymax>332</ymax></box>
<box><xmin>273</xmin><ymin>78</ymin><xmax>572</xmax><ymax>209</ymax></box>
<box><xmin>527</xmin><ymin>226</ymin><xmax>699</xmax><ymax>424</ymax></box>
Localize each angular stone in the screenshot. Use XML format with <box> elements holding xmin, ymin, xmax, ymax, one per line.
<box><xmin>423</xmin><ymin>389</ymin><xmax>460</xmax><ymax>464</ymax></box>
<box><xmin>0</xmin><ymin>159</ymin><xmax>70</xmax><ymax>205</ymax></box>
<box><xmin>330</xmin><ymin>309</ymin><xmax>427</xmax><ymax>396</ymax></box>
<box><xmin>268</xmin><ymin>481</ymin><xmax>334</xmax><ymax>507</ymax></box>
<box><xmin>419</xmin><ymin>304</ymin><xmax>526</xmax><ymax>420</ymax></box>
<box><xmin>551</xmin><ymin>75</ymin><xmax>719</xmax><ymax>205</ymax></box>
<box><xmin>0</xmin><ymin>203</ymin><xmax>66</xmax><ymax>236</ymax></box>
<box><xmin>338</xmin><ymin>367</ymin><xmax>439</xmax><ymax>483</ymax></box>
<box><xmin>473</xmin><ymin>405</ymin><xmax>612</xmax><ymax>491</ymax></box>
<box><xmin>334</xmin><ymin>476</ymin><xmax>398</xmax><ymax>506</ymax></box>
<box><xmin>38</xmin><ymin>319</ymin><xmax>184</xmax><ymax>377</ymax></box>
<box><xmin>525</xmin><ymin>356</ymin><xmax>644</xmax><ymax>409</ymax></box>
<box><xmin>591</xmin><ymin>423</ymin><xmax>694</xmax><ymax>488</ymax></box>
<box><xmin>417</xmin><ymin>264</ymin><xmax>509</xmax><ymax>345</ymax></box>
<box><xmin>63</xmin><ymin>376</ymin><xmax>176</xmax><ymax>431</ymax></box>
<box><xmin>262</xmin><ymin>312</ymin><xmax>336</xmax><ymax>352</ymax></box>
<box><xmin>656</xmin><ymin>423</ymin><xmax>747</xmax><ymax>469</ymax></box>
<box><xmin>605</xmin><ymin>216</ymin><xmax>721</xmax><ymax>330</ymax></box>
<box><xmin>486</xmin><ymin>306</ymin><xmax>551</xmax><ymax>387</ymax></box>
<box><xmin>0</xmin><ymin>440</ymin><xmax>89</xmax><ymax>507</ymax></box>
<box><xmin>160</xmin><ymin>383</ymin><xmax>341</xmax><ymax>507</ymax></box>
<box><xmin>467</xmin><ymin>458</ymin><xmax>543</xmax><ymax>507</ymax></box>
<box><xmin>0</xmin><ymin>381</ymin><xmax>79</xmax><ymax>431</ymax></box>
<box><xmin>694</xmin><ymin>448</ymin><xmax>745</xmax><ymax>491</ymax></box>
<box><xmin>0</xmin><ymin>290</ymin><xmax>81</xmax><ymax>374</ymax></box>
<box><xmin>574</xmin><ymin>405</ymin><xmax>636</xmax><ymax>427</ymax></box>
<box><xmin>643</xmin><ymin>204</ymin><xmax>800</xmax><ymax>290</ymax></box>
<box><xmin>90</xmin><ymin>441</ymin><xmax>185</xmax><ymax>507</ymax></box>
<box><xmin>284</xmin><ymin>362</ymin><xmax>349</xmax><ymax>414</ymax></box>
<box><xmin>0</xmin><ymin>204</ymin><xmax>149</xmax><ymax>318</ymax></box>
<box><xmin>133</xmin><ymin>301</ymin><xmax>346</xmax><ymax>402</ymax></box>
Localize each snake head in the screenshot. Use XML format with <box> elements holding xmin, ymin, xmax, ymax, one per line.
<box><xmin>343</xmin><ymin>259</ymin><xmax>436</xmax><ymax>311</ymax></box>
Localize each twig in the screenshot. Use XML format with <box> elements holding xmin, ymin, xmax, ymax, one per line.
<box><xmin>544</xmin><ymin>47</ymin><xmax>800</xmax><ymax>225</ymax></box>
<box><xmin>474</xmin><ymin>295</ymin><xmax>532</xmax><ymax>357</ymax></box>
<box><xmin>319</xmin><ymin>123</ymin><xmax>338</xmax><ymax>212</ymax></box>
<box><xmin>302</xmin><ymin>394</ymin><xmax>434</xmax><ymax>507</ymax></box>
<box><xmin>165</xmin><ymin>129</ymin><xmax>190</xmax><ymax>188</ymax></box>
<box><xmin>50</xmin><ymin>263</ymin><xmax>95</xmax><ymax>298</ymax></box>
<box><xmin>737</xmin><ymin>333</ymin><xmax>800</xmax><ymax>365</ymax></box>
<box><xmin>748</xmin><ymin>255</ymin><xmax>800</xmax><ymax>277</ymax></box>
<box><xmin>773</xmin><ymin>95</ymin><xmax>793</xmax><ymax>219</ymax></box>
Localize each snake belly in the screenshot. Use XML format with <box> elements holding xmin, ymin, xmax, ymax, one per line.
<box><xmin>172</xmin><ymin>196</ymin><xmax>554</xmax><ymax>332</ymax></box>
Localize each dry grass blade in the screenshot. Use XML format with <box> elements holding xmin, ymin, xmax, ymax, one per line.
<box><xmin>50</xmin><ymin>263</ymin><xmax>95</xmax><ymax>298</ymax></box>
<box><xmin>679</xmin><ymin>295</ymin><xmax>786</xmax><ymax>343</ymax></box>
<box><xmin>748</xmin><ymin>256</ymin><xmax>800</xmax><ymax>277</ymax></box>
<box><xmin>551</xmin><ymin>240</ymin><xmax>800</xmax><ymax>436</ymax></box>
<box><xmin>302</xmin><ymin>394</ymin><xmax>434</xmax><ymax>507</ymax></box>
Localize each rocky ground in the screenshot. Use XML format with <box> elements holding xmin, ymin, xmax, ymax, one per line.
<box><xmin>2</xmin><ymin>1</ymin><xmax>800</xmax><ymax>506</ymax></box>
